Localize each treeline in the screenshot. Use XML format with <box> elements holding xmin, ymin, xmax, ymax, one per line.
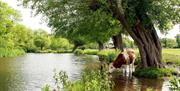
<box><xmin>160</xmin><ymin>34</ymin><xmax>180</xmax><ymax>48</ymax></box>
<box><xmin>0</xmin><ymin>1</ymin><xmax>73</xmax><ymax>57</ymax></box>
<box><xmin>0</xmin><ymin>23</ymin><xmax>73</xmax><ymax>57</ymax></box>
<box><xmin>13</xmin><ymin>26</ymin><xmax>73</xmax><ymax>53</ymax></box>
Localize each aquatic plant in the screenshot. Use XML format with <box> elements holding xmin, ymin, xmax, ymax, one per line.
<box><xmin>169</xmin><ymin>77</ymin><xmax>180</xmax><ymax>91</ymax></box>
<box><xmin>41</xmin><ymin>84</ymin><xmax>50</xmax><ymax>91</ymax></box>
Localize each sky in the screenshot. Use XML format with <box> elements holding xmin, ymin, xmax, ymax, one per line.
<box><xmin>2</xmin><ymin>0</ymin><xmax>180</xmax><ymax>38</ymax></box>
<box><xmin>2</xmin><ymin>0</ymin><xmax>51</xmax><ymax>33</ymax></box>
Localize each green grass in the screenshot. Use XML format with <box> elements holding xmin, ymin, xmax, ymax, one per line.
<box><xmin>162</xmin><ymin>49</ymin><xmax>180</xmax><ymax>65</ymax></box>
<box><xmin>128</xmin><ymin>48</ymin><xmax>180</xmax><ymax>65</ymax></box>
<box><xmin>0</xmin><ymin>48</ymin><xmax>25</xmax><ymax>57</ymax></box>
<box><xmin>75</xmin><ymin>48</ymin><xmax>180</xmax><ymax>65</ymax></box>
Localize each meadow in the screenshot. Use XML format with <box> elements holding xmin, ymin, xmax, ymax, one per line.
<box><xmin>75</xmin><ymin>48</ymin><xmax>180</xmax><ymax>65</ymax></box>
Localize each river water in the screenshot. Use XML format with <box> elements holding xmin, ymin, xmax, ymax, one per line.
<box><xmin>0</xmin><ymin>53</ymin><xmax>170</xmax><ymax>91</ymax></box>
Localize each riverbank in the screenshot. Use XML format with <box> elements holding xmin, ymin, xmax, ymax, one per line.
<box><xmin>74</xmin><ymin>48</ymin><xmax>180</xmax><ymax>66</ymax></box>
<box><xmin>74</xmin><ymin>48</ymin><xmax>180</xmax><ymax>78</ymax></box>
<box><xmin>0</xmin><ymin>48</ymin><xmax>25</xmax><ymax>57</ymax></box>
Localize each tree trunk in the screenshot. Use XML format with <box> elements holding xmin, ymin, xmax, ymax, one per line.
<box><xmin>133</xmin><ymin>22</ymin><xmax>164</xmax><ymax>68</ymax></box>
<box><xmin>108</xmin><ymin>0</ymin><xmax>164</xmax><ymax>68</ymax></box>
<box><xmin>72</xmin><ymin>44</ymin><xmax>79</xmax><ymax>52</ymax></box>
<box><xmin>40</xmin><ymin>46</ymin><xmax>43</xmax><ymax>50</ymax></box>
<box><xmin>98</xmin><ymin>41</ymin><xmax>104</xmax><ymax>51</ymax></box>
<box><xmin>112</xmin><ymin>32</ymin><xmax>124</xmax><ymax>52</ymax></box>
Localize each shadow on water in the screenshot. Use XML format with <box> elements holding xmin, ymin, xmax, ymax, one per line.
<box><xmin>111</xmin><ymin>71</ymin><xmax>170</xmax><ymax>91</ymax></box>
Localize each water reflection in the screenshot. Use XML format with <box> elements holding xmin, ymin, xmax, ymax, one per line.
<box><xmin>112</xmin><ymin>72</ymin><xmax>170</xmax><ymax>91</ymax></box>
<box><xmin>0</xmin><ymin>53</ymin><xmax>170</xmax><ymax>91</ymax></box>
<box><xmin>0</xmin><ymin>53</ymin><xmax>99</xmax><ymax>91</ymax></box>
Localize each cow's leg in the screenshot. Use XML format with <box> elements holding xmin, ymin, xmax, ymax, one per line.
<box><xmin>132</xmin><ymin>59</ymin><xmax>135</xmax><ymax>72</ymax></box>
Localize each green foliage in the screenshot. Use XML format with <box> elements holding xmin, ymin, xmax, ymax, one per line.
<box><xmin>0</xmin><ymin>1</ymin><xmax>21</xmax><ymax>35</ymax></box>
<box><xmin>97</xmin><ymin>50</ymin><xmax>119</xmax><ymax>63</ymax></box>
<box><xmin>74</xmin><ymin>49</ymin><xmax>99</xmax><ymax>55</ymax></box>
<box><xmin>84</xmin><ymin>43</ymin><xmax>99</xmax><ymax>49</ymax></box>
<box><xmin>42</xmin><ymin>69</ymin><xmax>113</xmax><ymax>91</ymax></box>
<box><xmin>123</xmin><ymin>37</ymin><xmax>135</xmax><ymax>48</ymax></box>
<box><xmin>122</xmin><ymin>0</ymin><xmax>180</xmax><ymax>31</ymax></box>
<box><xmin>33</xmin><ymin>30</ymin><xmax>51</xmax><ymax>50</ymax></box>
<box><xmin>11</xmin><ymin>24</ymin><xmax>35</xmax><ymax>52</ymax></box>
<box><xmin>50</xmin><ymin>37</ymin><xmax>72</xmax><ymax>50</ymax></box>
<box><xmin>75</xmin><ymin>49</ymin><xmax>119</xmax><ymax>63</ymax></box>
<box><xmin>146</xmin><ymin>88</ymin><xmax>153</xmax><ymax>91</ymax></box>
<box><xmin>41</xmin><ymin>84</ymin><xmax>50</xmax><ymax>91</ymax></box>
<box><xmin>175</xmin><ymin>34</ymin><xmax>180</xmax><ymax>48</ymax></box>
<box><xmin>21</xmin><ymin>0</ymin><xmax>121</xmax><ymax>47</ymax></box>
<box><xmin>133</xmin><ymin>68</ymin><xmax>176</xmax><ymax>78</ymax></box>
<box><xmin>74</xmin><ymin>49</ymin><xmax>85</xmax><ymax>55</ymax></box>
<box><xmin>0</xmin><ymin>48</ymin><xmax>25</xmax><ymax>57</ymax></box>
<box><xmin>161</xmin><ymin>38</ymin><xmax>177</xmax><ymax>48</ymax></box>
<box><xmin>169</xmin><ymin>77</ymin><xmax>180</xmax><ymax>91</ymax></box>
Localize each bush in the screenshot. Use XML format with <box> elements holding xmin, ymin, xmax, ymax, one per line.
<box><xmin>74</xmin><ymin>49</ymin><xmax>98</xmax><ymax>55</ymax></box>
<box><xmin>74</xmin><ymin>49</ymin><xmax>84</xmax><ymax>55</ymax></box>
<box><xmin>97</xmin><ymin>50</ymin><xmax>119</xmax><ymax>63</ymax></box>
<box><xmin>41</xmin><ymin>84</ymin><xmax>50</xmax><ymax>91</ymax></box>
<box><xmin>42</xmin><ymin>69</ymin><xmax>113</xmax><ymax>91</ymax></box>
<box><xmin>83</xmin><ymin>49</ymin><xmax>98</xmax><ymax>55</ymax></box>
<box><xmin>0</xmin><ymin>48</ymin><xmax>25</xmax><ymax>57</ymax></box>
<box><xmin>133</xmin><ymin>68</ymin><xmax>176</xmax><ymax>78</ymax></box>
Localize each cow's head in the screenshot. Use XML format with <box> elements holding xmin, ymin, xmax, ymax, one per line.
<box><xmin>127</xmin><ymin>49</ymin><xmax>136</xmax><ymax>59</ymax></box>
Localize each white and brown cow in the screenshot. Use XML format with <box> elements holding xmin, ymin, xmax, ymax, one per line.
<box><xmin>109</xmin><ymin>49</ymin><xmax>136</xmax><ymax>73</ymax></box>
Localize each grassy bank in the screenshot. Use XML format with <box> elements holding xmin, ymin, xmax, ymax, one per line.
<box><xmin>133</xmin><ymin>67</ymin><xmax>177</xmax><ymax>78</ymax></box>
<box><xmin>75</xmin><ymin>48</ymin><xmax>180</xmax><ymax>65</ymax></box>
<box><xmin>162</xmin><ymin>49</ymin><xmax>180</xmax><ymax>65</ymax></box>
<box><xmin>33</xmin><ymin>49</ymin><xmax>72</xmax><ymax>53</ymax></box>
<box><xmin>0</xmin><ymin>48</ymin><xmax>25</xmax><ymax>57</ymax></box>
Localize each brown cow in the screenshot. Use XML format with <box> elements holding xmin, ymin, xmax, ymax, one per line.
<box><xmin>109</xmin><ymin>49</ymin><xmax>136</xmax><ymax>73</ymax></box>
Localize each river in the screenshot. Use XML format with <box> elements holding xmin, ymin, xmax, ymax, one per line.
<box><xmin>0</xmin><ymin>53</ymin><xmax>170</xmax><ymax>91</ymax></box>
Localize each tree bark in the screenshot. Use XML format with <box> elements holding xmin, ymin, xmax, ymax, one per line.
<box><xmin>72</xmin><ymin>44</ymin><xmax>79</xmax><ymax>52</ymax></box>
<box><xmin>112</xmin><ymin>32</ymin><xmax>124</xmax><ymax>52</ymax></box>
<box><xmin>98</xmin><ymin>41</ymin><xmax>104</xmax><ymax>51</ymax></box>
<box><xmin>108</xmin><ymin>0</ymin><xmax>164</xmax><ymax>68</ymax></box>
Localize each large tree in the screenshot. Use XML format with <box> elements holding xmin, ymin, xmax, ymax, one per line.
<box><xmin>21</xmin><ymin>0</ymin><xmax>180</xmax><ymax>68</ymax></box>
<box><xmin>106</xmin><ymin>0</ymin><xmax>179</xmax><ymax>68</ymax></box>
<box><xmin>0</xmin><ymin>1</ymin><xmax>21</xmax><ymax>49</ymax></box>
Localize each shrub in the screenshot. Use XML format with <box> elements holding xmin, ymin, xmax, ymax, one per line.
<box><xmin>74</xmin><ymin>49</ymin><xmax>84</xmax><ymax>55</ymax></box>
<box><xmin>83</xmin><ymin>49</ymin><xmax>98</xmax><ymax>55</ymax></box>
<box><xmin>133</xmin><ymin>68</ymin><xmax>176</xmax><ymax>78</ymax></box>
<box><xmin>0</xmin><ymin>48</ymin><xmax>25</xmax><ymax>57</ymax></box>
<box><xmin>41</xmin><ymin>84</ymin><xmax>50</xmax><ymax>91</ymax></box>
<box><xmin>42</xmin><ymin>69</ymin><xmax>113</xmax><ymax>91</ymax></box>
<box><xmin>97</xmin><ymin>50</ymin><xmax>119</xmax><ymax>63</ymax></box>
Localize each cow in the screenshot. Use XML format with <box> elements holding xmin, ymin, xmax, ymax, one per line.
<box><xmin>108</xmin><ymin>49</ymin><xmax>136</xmax><ymax>74</ymax></box>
